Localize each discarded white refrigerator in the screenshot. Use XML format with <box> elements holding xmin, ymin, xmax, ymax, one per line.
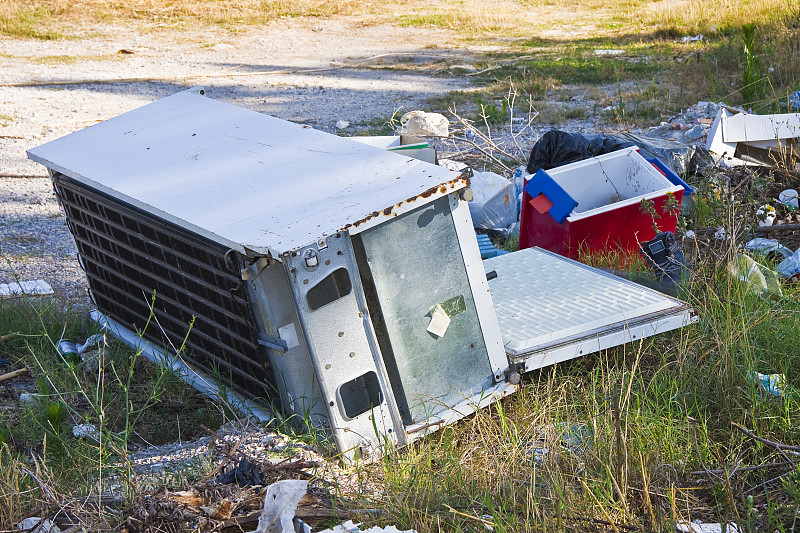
<box><xmin>28</xmin><ymin>90</ymin><xmax>697</xmax><ymax>461</ymax></box>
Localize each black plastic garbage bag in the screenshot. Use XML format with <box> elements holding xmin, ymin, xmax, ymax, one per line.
<box><xmin>526</xmin><ymin>130</ymin><xmax>634</xmax><ymax>174</ymax></box>
<box><xmin>216</xmin><ymin>458</ymin><xmax>265</xmax><ymax>486</ymax></box>
<box><xmin>527</xmin><ymin>130</ymin><xmax>704</xmax><ymax>177</ymax></box>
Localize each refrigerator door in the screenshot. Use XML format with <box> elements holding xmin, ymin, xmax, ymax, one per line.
<box><xmin>485</xmin><ymin>247</ymin><xmax>697</xmax><ymax>371</ymax></box>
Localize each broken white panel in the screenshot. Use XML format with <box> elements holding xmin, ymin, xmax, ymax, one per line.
<box><xmin>705</xmin><ymin>107</ymin><xmax>738</xmax><ymax>157</ymax></box>
<box><xmin>722</xmin><ymin>112</ymin><xmax>800</xmax><ymax>143</ymax></box>
<box><xmin>0</xmin><ymin>279</ymin><xmax>53</xmax><ymax>298</ymax></box>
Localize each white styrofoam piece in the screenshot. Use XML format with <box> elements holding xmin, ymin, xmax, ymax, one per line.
<box><xmin>722</xmin><ymin>112</ymin><xmax>800</xmax><ymax>143</ymax></box>
<box><xmin>27</xmin><ymin>91</ymin><xmax>464</xmax><ymax>257</ymax></box>
<box><xmin>542</xmin><ymin>147</ymin><xmax>682</xmax><ymax>221</ymax></box>
<box><xmin>706</xmin><ymin>107</ymin><xmax>738</xmax><ymax>157</ymax></box>
<box><xmin>0</xmin><ymin>279</ymin><xmax>53</xmax><ymax>297</ymax></box>
<box><xmin>485</xmin><ymin>248</ymin><xmax>688</xmax><ymax>356</ymax></box>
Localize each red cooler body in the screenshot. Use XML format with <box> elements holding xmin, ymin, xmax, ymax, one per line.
<box><xmin>519</xmin><ymin>147</ymin><xmax>684</xmax><ymax>259</ymax></box>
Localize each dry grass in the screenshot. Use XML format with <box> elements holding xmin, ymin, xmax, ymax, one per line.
<box><xmin>0</xmin><ymin>0</ymin><xmax>796</xmax><ymax>42</ymax></box>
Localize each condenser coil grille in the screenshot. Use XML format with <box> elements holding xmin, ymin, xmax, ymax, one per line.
<box><xmin>52</xmin><ymin>172</ymin><xmax>275</xmax><ymax>400</ymax></box>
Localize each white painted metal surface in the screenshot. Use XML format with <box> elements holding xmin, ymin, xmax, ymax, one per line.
<box><xmin>485</xmin><ymin>247</ymin><xmax>696</xmax><ymax>361</ymax></box>
<box><xmin>27</xmin><ymin>90</ymin><xmax>465</xmax><ymax>257</ymax></box>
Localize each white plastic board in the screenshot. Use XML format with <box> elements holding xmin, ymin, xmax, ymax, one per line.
<box><xmin>722</xmin><ymin>112</ymin><xmax>800</xmax><ymax>143</ymax></box>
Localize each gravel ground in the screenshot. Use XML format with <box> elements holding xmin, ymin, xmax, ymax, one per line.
<box><xmin>0</xmin><ymin>19</ymin><xmax>486</xmax><ymax>304</ymax></box>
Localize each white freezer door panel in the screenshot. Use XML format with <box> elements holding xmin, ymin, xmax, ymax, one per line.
<box><xmin>485</xmin><ymin>247</ymin><xmax>695</xmax><ymax>362</ymax></box>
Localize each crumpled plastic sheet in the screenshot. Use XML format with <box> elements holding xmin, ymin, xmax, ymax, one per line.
<box><xmin>468</xmin><ymin>171</ymin><xmax>517</xmax><ymax>231</ymax></box>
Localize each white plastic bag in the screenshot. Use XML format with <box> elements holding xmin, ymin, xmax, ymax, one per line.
<box><xmin>467</xmin><ymin>171</ymin><xmax>517</xmax><ymax>231</ymax></box>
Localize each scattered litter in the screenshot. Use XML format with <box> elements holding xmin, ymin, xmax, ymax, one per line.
<box><xmin>593</xmin><ymin>49</ymin><xmax>625</xmax><ymax>55</ymax></box>
<box><xmin>17</xmin><ymin>517</ymin><xmax>61</xmax><ymax>533</ymax></box>
<box><xmin>748</xmin><ymin>371</ymin><xmax>786</xmax><ymax>396</ymax></box>
<box><xmin>524</xmin><ymin>423</ymin><xmax>593</xmax><ymax>463</ymax></box>
<box><xmin>744</xmin><ymin>238</ymin><xmax>793</xmax><ymax>260</ymax></box>
<box><xmin>778</xmin><ymin>189</ymin><xmax>799</xmax><ymax>209</ymax></box>
<box><xmin>685</xmin><ymin>230</ymin><xmax>696</xmax><ymax>239</ymax></box>
<box><xmin>335</xmin><ymin>120</ymin><xmax>350</xmax><ymax>130</ymax></box>
<box><xmin>318</xmin><ymin>520</ymin><xmax>416</xmax><ymax>533</ymax></box>
<box><xmin>679</xmin><ymin>34</ymin><xmax>703</xmax><ymax>42</ymax></box>
<box><xmin>468</xmin><ymin>171</ymin><xmax>517</xmax><ymax>231</ymax></box>
<box><xmin>676</xmin><ymin>520</ymin><xmax>739</xmax><ymax>533</ymax></box>
<box><xmin>438</xmin><ymin>158</ymin><xmax>469</xmax><ymax>172</ymax></box>
<box><xmin>0</xmin><ymin>279</ymin><xmax>53</xmax><ymax>298</ymax></box>
<box><xmin>789</xmin><ymin>90</ymin><xmax>800</xmax><ymax>110</ymax></box>
<box><xmin>756</xmin><ymin>204</ymin><xmax>776</xmax><ymax>227</ymax></box>
<box><xmin>216</xmin><ymin>457</ymin><xmax>266</xmax><ymax>486</ymax></box>
<box><xmin>526</xmin><ymin>129</ymin><xmax>702</xmax><ymax>178</ymax></box>
<box><xmin>399</xmin><ymin>110</ymin><xmax>449</xmax><ymax>137</ymax></box>
<box><xmin>255</xmin><ymin>479</ymin><xmax>308</xmax><ymax>533</ymax></box>
<box><xmin>777</xmin><ymin>249</ymin><xmax>800</xmax><ymax>279</ymax></box>
<box><xmin>728</xmin><ymin>253</ymin><xmax>782</xmax><ymax>298</ymax></box>
<box><xmin>56</xmin><ymin>333</ymin><xmax>106</xmax><ymax>364</ymax></box>
<box><xmin>705</xmin><ymin>106</ymin><xmax>800</xmax><ymax>167</ymax></box>
<box><xmin>640</xmin><ymin>232</ymin><xmax>690</xmax><ymax>284</ymax></box>
<box><xmin>476</xmin><ymin>234</ymin><xmax>509</xmax><ymax>260</ymax></box>
<box><xmin>19</xmin><ymin>392</ymin><xmax>40</xmax><ymax>405</ymax></box>
<box><xmin>684</xmin><ymin>124</ymin><xmax>705</xmax><ymax>140</ymax></box>
<box><xmin>646</xmin><ymin>101</ymin><xmax>721</xmax><ymax>153</ymax></box>
<box><xmin>72</xmin><ymin>423</ymin><xmax>101</xmax><ymax>442</ymax></box>
<box><xmin>714</xmin><ymin>227</ymin><xmax>726</xmax><ymax>240</ymax></box>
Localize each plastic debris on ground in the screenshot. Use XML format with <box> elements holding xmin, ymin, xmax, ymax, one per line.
<box><xmin>676</xmin><ymin>520</ymin><xmax>739</xmax><ymax>533</ymax></box>
<box><xmin>475</xmin><ymin>233</ymin><xmax>509</xmax><ymax>259</ymax></box>
<box><xmin>728</xmin><ymin>253</ymin><xmax>782</xmax><ymax>298</ymax></box>
<box><xmin>756</xmin><ymin>204</ymin><xmax>776</xmax><ymax>227</ymax></box>
<box><xmin>72</xmin><ymin>423</ymin><xmax>101</xmax><ymax>442</ymax></box>
<box><xmin>749</xmin><ymin>371</ymin><xmax>786</xmax><ymax>397</ymax></box>
<box><xmin>744</xmin><ymin>238</ymin><xmax>793</xmax><ymax>261</ymax></box>
<box><xmin>17</xmin><ymin>517</ymin><xmax>62</xmax><ymax>533</ymax></box>
<box><xmin>777</xmin><ymin>249</ymin><xmax>800</xmax><ymax>279</ymax></box>
<box><xmin>679</xmin><ymin>34</ymin><xmax>703</xmax><ymax>42</ymax></box>
<box><xmin>640</xmin><ymin>232</ymin><xmax>691</xmax><ymax>290</ymax></box>
<box><xmin>317</xmin><ymin>520</ymin><xmax>416</xmax><ymax>533</ymax></box>
<box><xmin>56</xmin><ymin>333</ymin><xmax>106</xmax><ymax>365</ymax></box>
<box><xmin>525</xmin><ymin>128</ymin><xmax>707</xmax><ymax>180</ymax></box>
<box><xmin>779</xmin><ymin>188</ymin><xmax>799</xmax><ymax>209</ymax></box>
<box><xmin>705</xmin><ymin>105</ymin><xmax>800</xmax><ymax>168</ymax></box>
<box><xmin>0</xmin><ymin>279</ymin><xmax>53</xmax><ymax>298</ymax></box>
<box><xmin>255</xmin><ymin>479</ymin><xmax>308</xmax><ymax>533</ymax></box>
<box><xmin>468</xmin><ymin>171</ymin><xmax>518</xmax><ymax>232</ymax></box>
<box><xmin>593</xmin><ymin>49</ymin><xmax>624</xmax><ymax>55</ymax></box>
<box><xmin>399</xmin><ymin>110</ymin><xmax>449</xmax><ymax>138</ymax></box>
<box><xmin>216</xmin><ymin>457</ymin><xmax>266</xmax><ymax>486</ymax></box>
<box><xmin>524</xmin><ymin>423</ymin><xmax>593</xmax><ymax>464</ymax></box>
